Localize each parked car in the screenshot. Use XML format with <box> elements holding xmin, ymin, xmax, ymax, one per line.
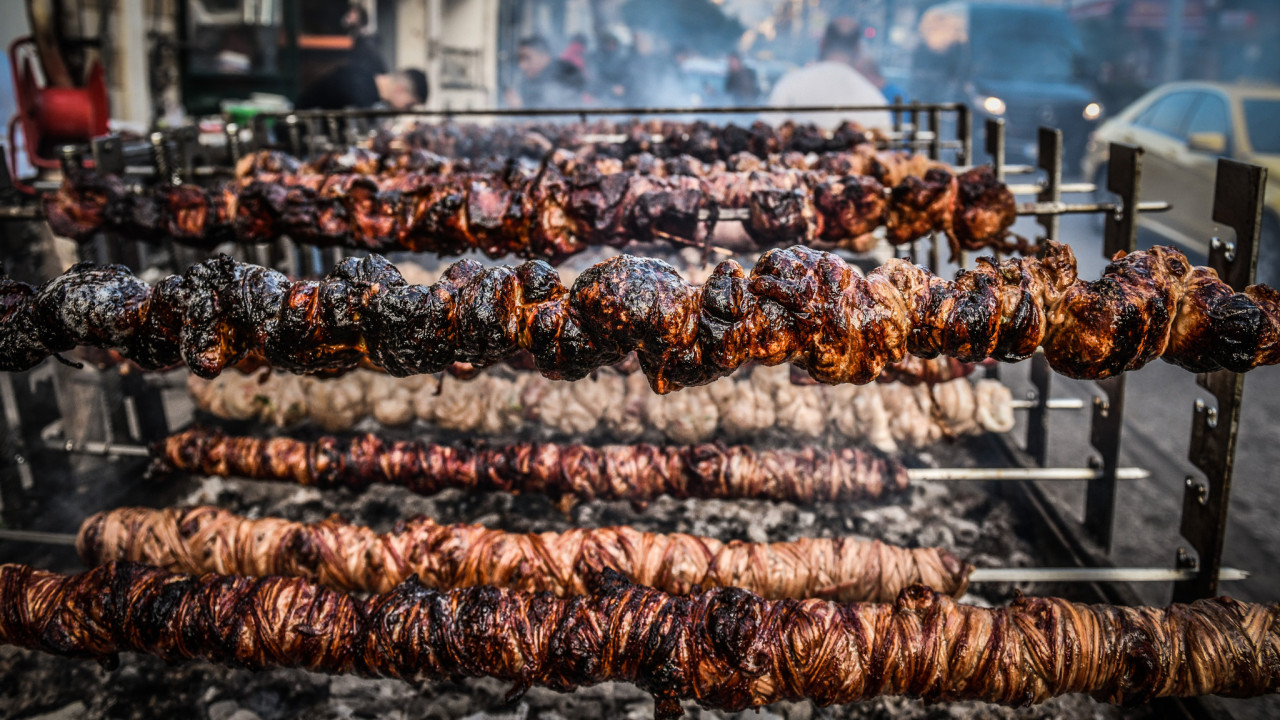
<box><xmin>1081</xmin><ymin>81</ymin><xmax>1280</xmax><ymax>283</ymax></box>
<box><xmin>910</xmin><ymin>2</ymin><xmax>1104</xmax><ymax>168</ymax></box>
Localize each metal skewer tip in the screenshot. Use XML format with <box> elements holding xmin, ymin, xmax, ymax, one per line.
<box><xmin>1010</xmin><ymin>398</ymin><xmax>1087</xmax><ymax>410</ymax></box>
<box><xmin>908</xmin><ymin>467</ymin><xmax>1149</xmax><ymax>482</ymax></box>
<box><xmin>969</xmin><ymin>566</ymin><xmax>1249</xmax><ymax>584</ymax></box>
<box><xmin>0</xmin><ymin>529</ymin><xmax>79</xmax><ymax>547</ymax></box>
<box><xmin>52</xmin><ymin>440</ymin><xmax>153</xmax><ymax>458</ymax></box>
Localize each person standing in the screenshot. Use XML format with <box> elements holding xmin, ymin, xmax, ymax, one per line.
<box><xmin>724</xmin><ymin>52</ymin><xmax>760</xmax><ymax>106</ymax></box>
<box><xmin>591</xmin><ymin>29</ymin><xmax>632</xmax><ymax>106</ymax></box>
<box><xmin>504</xmin><ymin>35</ymin><xmax>586</xmax><ymax>109</ymax></box>
<box><xmin>626</xmin><ymin>29</ymin><xmax>681</xmax><ymax>107</ymax></box>
<box><xmin>764</xmin><ymin>17</ymin><xmax>890</xmax><ymax>130</ymax></box>
<box><xmin>296</xmin><ymin>65</ymin><xmax>427</xmax><ymax>110</ymax></box>
<box><xmin>341</xmin><ymin>2</ymin><xmax>386</xmax><ymax>74</ymax></box>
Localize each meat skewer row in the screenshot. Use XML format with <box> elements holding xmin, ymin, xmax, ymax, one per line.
<box><xmin>79</xmin><ymin>505</ymin><xmax>970</xmax><ymax>602</ymax></box>
<box><xmin>240</xmin><ymin>143</ymin><xmax>944</xmax><ymax>191</ymax></box>
<box><xmin>398</xmin><ymin>258</ymin><xmax>977</xmax><ymax>387</ymax></box>
<box><xmin>373</xmin><ymin>117</ymin><xmax>886</xmax><ymax>162</ymax></box>
<box><xmin>4</xmin><ymin>241</ymin><xmax>1277</xmax><ymax>386</ymax></box>
<box><xmin>189</xmin><ymin>366</ymin><xmax>1010</xmax><ymax>452</ymax></box>
<box><xmin>254</xmin><ymin>148</ymin><xmax>999</xmax><ymax>255</ymax></box>
<box><xmin>153</xmin><ymin>427</ymin><xmax>910</xmax><ymax>505</ymax></box>
<box><xmin>4</xmin><ymin>562</ymin><xmax>1279</xmax><ymax>719</ymax></box>
<box><xmin>44</xmin><ymin>161</ymin><xmax>1015</xmax><ymax>261</ymax></box>
<box><xmin>79</xmin><ymin>326</ymin><xmax>978</xmax><ymax>388</ymax></box>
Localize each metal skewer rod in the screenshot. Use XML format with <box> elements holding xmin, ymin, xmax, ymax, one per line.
<box><xmin>1010</xmin><ymin>398</ymin><xmax>1086</xmax><ymax>410</ymax></box>
<box><xmin>969</xmin><ymin>566</ymin><xmax>1249</xmax><ymax>583</ymax></box>
<box><xmin>0</xmin><ymin>529</ymin><xmax>79</xmax><ymax>546</ymax></box>
<box><xmin>715</xmin><ymin>198</ymin><xmax>1169</xmax><ymax>226</ymax></box>
<box><xmin>45</xmin><ymin>438</ymin><xmax>1143</xmax><ymax>482</ymax></box>
<box><xmin>0</xmin><ymin>206</ymin><xmax>43</xmax><ymax>220</ymax></box>
<box><xmin>1017</xmin><ymin>200</ymin><xmax>1170</xmax><ymax>216</ymax></box>
<box><xmin>47</xmin><ymin>440</ymin><xmax>152</xmax><ymax>458</ymax></box>
<box><xmin>0</xmin><ymin>528</ymin><xmax>1248</xmax><ymax>584</ymax></box>
<box><xmin>1006</xmin><ymin>182</ymin><xmax>1097</xmax><ymax>196</ymax></box>
<box><xmin>909</xmin><ymin>467</ymin><xmax>1149</xmax><ymax>481</ymax></box>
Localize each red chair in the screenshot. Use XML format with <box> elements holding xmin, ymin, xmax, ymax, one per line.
<box><xmin>6</xmin><ymin>35</ymin><xmax>109</xmax><ymax>192</ymax></box>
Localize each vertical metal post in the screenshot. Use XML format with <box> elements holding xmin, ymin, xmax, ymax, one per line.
<box><xmin>956</xmin><ymin>104</ymin><xmax>972</xmax><ymax>167</ymax></box>
<box><xmin>326</xmin><ymin>115</ymin><xmax>343</xmax><ymax>148</ymax></box>
<box><xmin>1084</xmin><ymin>375</ymin><xmax>1126</xmax><ymax>551</ymax></box>
<box><xmin>0</xmin><ymin>367</ymin><xmax>71</xmax><ymax>527</ymax></box>
<box><xmin>224</xmin><ymin>123</ymin><xmax>243</xmax><ymax>165</ymax></box>
<box><xmin>1082</xmin><ymin>143</ymin><xmax>1144</xmax><ymax>552</ymax></box>
<box><xmin>1102</xmin><ymin>144</ymin><xmax>1144</xmax><ymax>258</ymax></box>
<box><xmin>305</xmin><ymin>117</ymin><xmax>323</xmax><ymax>159</ymax></box>
<box><xmin>345</xmin><ymin>117</ymin><xmax>363</xmax><ymax>147</ymax></box>
<box><xmin>286</xmin><ymin>115</ymin><xmax>303</xmax><ymax>157</ymax></box>
<box><xmin>119</xmin><ymin>367</ymin><xmax>168</xmax><ymax>441</ymax></box>
<box><xmin>91</xmin><ymin>135</ymin><xmax>125</xmax><ymax>174</ymax></box>
<box><xmin>1024</xmin><ymin>127</ymin><xmax>1062</xmax><ymax>468</ymax></box>
<box><xmin>1174</xmin><ymin>159</ymin><xmax>1266</xmax><ymax>601</ymax></box>
<box><xmin>985</xmin><ymin>118</ymin><xmax>1005</xmax><ymax>179</ymax></box>
<box><xmin>1024</xmin><ymin>352</ymin><xmax>1051</xmax><ymax>466</ymax></box>
<box><xmin>58</xmin><ymin>145</ymin><xmax>82</xmax><ymax>174</ymax></box>
<box><xmin>174</xmin><ymin>126</ymin><xmax>198</xmax><ymax>179</ymax></box>
<box><xmin>927</xmin><ymin>107</ymin><xmax>942</xmax><ymax>160</ymax></box>
<box><xmin>908</xmin><ymin>101</ymin><xmax>920</xmax><ymax>152</ymax></box>
<box><xmin>252</xmin><ymin>114</ymin><xmax>271</xmax><ymax>149</ymax></box>
<box><xmin>151</xmin><ymin>132</ymin><xmax>180</xmax><ymax>186</ymax></box>
<box><xmin>1035</xmin><ymin>127</ymin><xmax>1063</xmax><ymax>242</ymax></box>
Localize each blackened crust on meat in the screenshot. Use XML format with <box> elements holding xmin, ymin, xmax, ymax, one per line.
<box><xmin>46</xmin><ymin>157</ymin><xmax>1017</xmax><ymax>262</ymax></box>
<box><xmin>2</xmin><ymin>242</ymin><xmax>1278</xmax><ymax>387</ymax></box>
<box><xmin>3</xmin><ymin>562</ymin><xmax>1280</xmax><ymax>719</ymax></box>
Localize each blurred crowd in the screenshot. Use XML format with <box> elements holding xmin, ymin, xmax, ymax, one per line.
<box><xmin>502</xmin><ymin>28</ymin><xmax>730</xmax><ymax>110</ymax></box>
<box><xmin>502</xmin><ymin>17</ymin><xmax>899</xmax><ymax>128</ymax></box>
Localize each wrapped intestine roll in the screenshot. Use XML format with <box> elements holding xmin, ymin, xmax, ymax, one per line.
<box><xmin>190</xmin><ymin>366</ymin><xmax>1017</xmax><ymax>451</ymax></box>
<box><xmin>644</xmin><ymin>384</ymin><xmax>720</xmax><ymax>444</ymax></box>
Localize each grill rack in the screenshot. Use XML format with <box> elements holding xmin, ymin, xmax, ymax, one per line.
<box><xmin>0</xmin><ymin>102</ymin><xmax>1266</xmax><ymax>661</ymax></box>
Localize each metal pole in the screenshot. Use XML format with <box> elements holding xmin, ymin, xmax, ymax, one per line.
<box><xmin>1174</xmin><ymin>159</ymin><xmax>1266</xmax><ymax>602</ymax></box>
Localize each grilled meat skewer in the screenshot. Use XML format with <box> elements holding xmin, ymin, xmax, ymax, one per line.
<box><xmin>2</xmin><ymin>242</ymin><xmax>1276</xmax><ymax>387</ymax></box>
<box><xmin>45</xmin><ymin>163</ymin><xmax>1016</xmax><ymax>261</ymax></box>
<box><xmin>153</xmin><ymin>427</ymin><xmax>910</xmax><ymax>505</ymax></box>
<box><xmin>375</xmin><ymin>117</ymin><xmax>884</xmax><ymax>162</ymax></box>
<box><xmin>79</xmin><ymin>506</ymin><xmax>970</xmax><ymax>602</ymax></box>
<box><xmin>4</xmin><ymin>562</ymin><xmax>1279</xmax><ymax>718</ymax></box>
<box><xmin>243</xmin><ymin>144</ymin><xmax>945</xmax><ymax>191</ymax></box>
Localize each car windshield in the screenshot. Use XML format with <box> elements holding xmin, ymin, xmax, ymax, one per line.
<box><xmin>1243</xmin><ymin>100</ymin><xmax>1280</xmax><ymax>154</ymax></box>
<box><xmin>972</xmin><ymin>40</ymin><xmax>1075</xmax><ymax>83</ymax></box>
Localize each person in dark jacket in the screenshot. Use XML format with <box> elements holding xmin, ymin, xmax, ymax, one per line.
<box><xmin>341</xmin><ymin>2</ymin><xmax>387</xmax><ymax>74</ymax></box>
<box><xmin>591</xmin><ymin>30</ymin><xmax>632</xmax><ymax>106</ymax></box>
<box><xmin>724</xmin><ymin>52</ymin><xmax>759</xmax><ymax>105</ymax></box>
<box><xmin>504</xmin><ymin>35</ymin><xmax>585</xmax><ymax>109</ymax></box>
<box><xmin>296</xmin><ymin>64</ymin><xmax>427</xmax><ymax>110</ymax></box>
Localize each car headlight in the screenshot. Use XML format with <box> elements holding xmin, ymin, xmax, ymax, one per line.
<box><xmin>1083</xmin><ymin>102</ymin><xmax>1103</xmax><ymax>121</ymax></box>
<box><xmin>980</xmin><ymin>96</ymin><xmax>1006</xmax><ymax>116</ymax></box>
